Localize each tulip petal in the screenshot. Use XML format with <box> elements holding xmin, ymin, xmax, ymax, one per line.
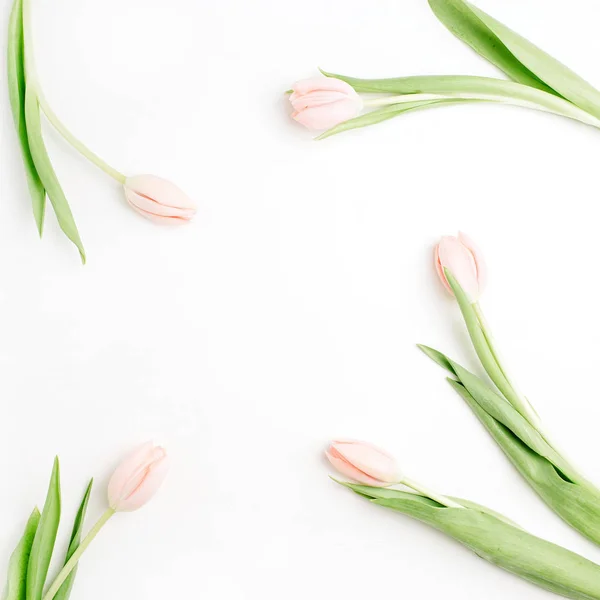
<box><xmin>292</xmin><ymin>77</ymin><xmax>358</xmax><ymax>96</ymax></box>
<box><xmin>290</xmin><ymin>91</ymin><xmax>353</xmax><ymax>111</ymax></box>
<box><xmin>108</xmin><ymin>443</ymin><xmax>169</xmax><ymax>512</ymax></box>
<box><xmin>331</xmin><ymin>440</ymin><xmax>401</xmax><ymax>483</ymax></box>
<box><xmin>458</xmin><ymin>231</ymin><xmax>487</xmax><ymax>293</ymax></box>
<box><xmin>326</xmin><ymin>449</ymin><xmax>388</xmax><ymax>487</ymax></box>
<box><xmin>437</xmin><ymin>236</ymin><xmax>481</xmax><ymax>301</ymax></box>
<box><xmin>116</xmin><ymin>455</ymin><xmax>170</xmax><ymax>512</ymax></box>
<box><xmin>292</xmin><ymin>97</ymin><xmax>363</xmax><ymax>130</ymax></box>
<box><xmin>125</xmin><ymin>189</ymin><xmax>196</xmax><ymax>219</ymax></box>
<box><xmin>435</xmin><ymin>244</ymin><xmax>453</xmax><ymax>295</ymax></box>
<box><xmin>125</xmin><ymin>175</ymin><xmax>196</xmax><ymax>210</ymax></box>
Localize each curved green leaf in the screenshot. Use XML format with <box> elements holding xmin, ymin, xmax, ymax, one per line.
<box><xmin>428</xmin><ymin>0</ymin><xmax>600</xmax><ymax>118</ymax></box>
<box><xmin>317</xmin><ymin>99</ymin><xmax>463</xmax><ymax>140</ymax></box>
<box><xmin>7</xmin><ymin>0</ymin><xmax>45</xmax><ymax>233</ymax></box>
<box><xmin>26</xmin><ymin>458</ymin><xmax>61</xmax><ymax>600</ymax></box>
<box><xmin>467</xmin><ymin>2</ymin><xmax>600</xmax><ymax>118</ymax></box>
<box><xmin>4</xmin><ymin>509</ymin><xmax>40</xmax><ymax>600</ymax></box>
<box><xmin>24</xmin><ymin>88</ymin><xmax>86</xmax><ymax>263</ymax></box>
<box><xmin>448</xmin><ymin>379</ymin><xmax>600</xmax><ymax>547</ymax></box>
<box><xmin>443</xmin><ymin>269</ymin><xmax>534</xmax><ymax>421</ymax></box>
<box><xmin>319</xmin><ymin>72</ymin><xmax>600</xmax><ymax>129</ymax></box>
<box><xmin>428</xmin><ymin>0</ymin><xmax>553</xmax><ymax>92</ymax></box>
<box><xmin>53</xmin><ymin>479</ymin><xmax>93</xmax><ymax>600</ymax></box>
<box><xmin>419</xmin><ymin>343</ymin><xmax>577</xmax><ymax>480</ymax></box>
<box><xmin>342</xmin><ymin>481</ymin><xmax>600</xmax><ymax>599</ymax></box>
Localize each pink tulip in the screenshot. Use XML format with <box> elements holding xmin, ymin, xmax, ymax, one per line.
<box><xmin>108</xmin><ymin>442</ymin><xmax>169</xmax><ymax>512</ymax></box>
<box><xmin>289</xmin><ymin>77</ymin><xmax>362</xmax><ymax>130</ymax></box>
<box><xmin>326</xmin><ymin>439</ymin><xmax>402</xmax><ymax>487</ymax></box>
<box><xmin>123</xmin><ymin>175</ymin><xmax>196</xmax><ymax>224</ymax></box>
<box><xmin>435</xmin><ymin>232</ymin><xmax>487</xmax><ymax>302</ymax></box>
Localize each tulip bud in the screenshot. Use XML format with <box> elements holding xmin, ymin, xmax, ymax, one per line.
<box><xmin>123</xmin><ymin>175</ymin><xmax>196</xmax><ymax>224</ymax></box>
<box><xmin>434</xmin><ymin>232</ymin><xmax>486</xmax><ymax>302</ymax></box>
<box><xmin>326</xmin><ymin>439</ymin><xmax>402</xmax><ymax>487</ymax></box>
<box><xmin>289</xmin><ymin>77</ymin><xmax>363</xmax><ymax>130</ymax></box>
<box><xmin>108</xmin><ymin>442</ymin><xmax>169</xmax><ymax>512</ymax></box>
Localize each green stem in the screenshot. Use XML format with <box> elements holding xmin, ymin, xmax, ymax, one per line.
<box><xmin>21</xmin><ymin>0</ymin><xmax>126</xmax><ymax>185</ymax></box>
<box><xmin>36</xmin><ymin>92</ymin><xmax>126</xmax><ymax>184</ymax></box>
<box><xmin>41</xmin><ymin>508</ymin><xmax>115</xmax><ymax>600</ymax></box>
<box><xmin>473</xmin><ymin>303</ymin><xmax>541</xmax><ymax>428</ymax></box>
<box><xmin>22</xmin><ymin>0</ymin><xmax>36</xmax><ymax>82</ymax></box>
<box><xmin>472</xmin><ymin>303</ymin><xmax>589</xmax><ymax>484</ymax></box>
<box><xmin>401</xmin><ymin>476</ymin><xmax>464</xmax><ymax>509</ymax></box>
<box><xmin>362</xmin><ymin>90</ymin><xmax>600</xmax><ymax>129</ymax></box>
<box><xmin>325</xmin><ymin>71</ymin><xmax>600</xmax><ymax>129</ymax></box>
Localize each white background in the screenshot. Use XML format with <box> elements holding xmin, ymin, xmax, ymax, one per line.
<box><xmin>2</xmin><ymin>0</ymin><xmax>600</xmax><ymax>598</ymax></box>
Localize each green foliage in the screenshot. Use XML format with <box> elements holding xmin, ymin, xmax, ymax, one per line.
<box><xmin>428</xmin><ymin>0</ymin><xmax>600</xmax><ymax>118</ymax></box>
<box><xmin>341</xmin><ymin>482</ymin><xmax>600</xmax><ymax>599</ymax></box>
<box><xmin>7</xmin><ymin>0</ymin><xmax>85</xmax><ymax>261</ymax></box>
<box><xmin>317</xmin><ymin>99</ymin><xmax>460</xmax><ymax>139</ymax></box>
<box><xmin>420</xmin><ymin>345</ymin><xmax>600</xmax><ymax>546</ymax></box>
<box><xmin>7</xmin><ymin>0</ymin><xmax>45</xmax><ymax>232</ymax></box>
<box><xmin>26</xmin><ymin>458</ymin><xmax>61</xmax><ymax>600</ymax></box>
<box><xmin>53</xmin><ymin>480</ymin><xmax>93</xmax><ymax>600</ymax></box>
<box><xmin>4</xmin><ymin>510</ymin><xmax>41</xmax><ymax>600</ymax></box>
<box><xmin>24</xmin><ymin>88</ymin><xmax>86</xmax><ymax>263</ymax></box>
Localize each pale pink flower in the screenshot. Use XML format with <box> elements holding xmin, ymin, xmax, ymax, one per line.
<box><xmin>289</xmin><ymin>77</ymin><xmax>362</xmax><ymax>130</ymax></box>
<box><xmin>108</xmin><ymin>442</ymin><xmax>169</xmax><ymax>512</ymax></box>
<box><xmin>435</xmin><ymin>232</ymin><xmax>487</xmax><ymax>302</ymax></box>
<box><xmin>326</xmin><ymin>439</ymin><xmax>402</xmax><ymax>487</ymax></box>
<box><xmin>124</xmin><ymin>175</ymin><xmax>196</xmax><ymax>224</ymax></box>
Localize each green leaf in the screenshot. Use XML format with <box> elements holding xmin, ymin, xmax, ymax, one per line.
<box><xmin>374</xmin><ymin>496</ymin><xmax>600</xmax><ymax>600</ymax></box>
<box><xmin>53</xmin><ymin>479</ymin><xmax>93</xmax><ymax>600</ymax></box>
<box><xmin>26</xmin><ymin>458</ymin><xmax>61</xmax><ymax>600</ymax></box>
<box><xmin>341</xmin><ymin>480</ymin><xmax>600</xmax><ymax>598</ymax></box>
<box><xmin>417</xmin><ymin>344</ymin><xmax>454</xmax><ymax>372</ymax></box>
<box><xmin>427</xmin><ymin>0</ymin><xmax>553</xmax><ymax>93</ymax></box>
<box><xmin>447</xmin><ymin>378</ymin><xmax>600</xmax><ymax>546</ymax></box>
<box><xmin>420</xmin><ymin>343</ymin><xmax>575</xmax><ymax>479</ymax></box>
<box><xmin>7</xmin><ymin>0</ymin><xmax>45</xmax><ymax>233</ymax></box>
<box><xmin>449</xmin><ymin>360</ymin><xmax>569</xmax><ymax>470</ymax></box>
<box><xmin>4</xmin><ymin>509</ymin><xmax>40</xmax><ymax>600</ymax></box>
<box><xmin>317</xmin><ymin>99</ymin><xmax>463</xmax><ymax>140</ymax></box>
<box><xmin>428</xmin><ymin>0</ymin><xmax>600</xmax><ymax>118</ymax></box>
<box><xmin>24</xmin><ymin>88</ymin><xmax>86</xmax><ymax>263</ymax></box>
<box><xmin>319</xmin><ymin>72</ymin><xmax>600</xmax><ymax>129</ymax></box>
<box><xmin>443</xmin><ymin>269</ymin><xmax>531</xmax><ymax>419</ymax></box>
<box><xmin>341</xmin><ymin>481</ymin><xmax>523</xmax><ymax>528</ymax></box>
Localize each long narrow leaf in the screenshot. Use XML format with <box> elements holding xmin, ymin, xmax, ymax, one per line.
<box><xmin>466</xmin><ymin>2</ymin><xmax>600</xmax><ymax>118</ymax></box>
<box><xmin>342</xmin><ymin>482</ymin><xmax>522</xmax><ymax>528</ymax></box>
<box><xmin>376</xmin><ymin>497</ymin><xmax>600</xmax><ymax>600</ymax></box>
<box><xmin>24</xmin><ymin>88</ymin><xmax>86</xmax><ymax>263</ymax></box>
<box><xmin>3</xmin><ymin>509</ymin><xmax>41</xmax><ymax>600</ymax></box>
<box><xmin>53</xmin><ymin>479</ymin><xmax>93</xmax><ymax>600</ymax></box>
<box><xmin>418</xmin><ymin>344</ymin><xmax>575</xmax><ymax>478</ymax></box>
<box><xmin>317</xmin><ymin>99</ymin><xmax>464</xmax><ymax>139</ymax></box>
<box><xmin>7</xmin><ymin>0</ymin><xmax>45</xmax><ymax>232</ymax></box>
<box><xmin>448</xmin><ymin>378</ymin><xmax>600</xmax><ymax>547</ymax></box>
<box><xmin>443</xmin><ymin>270</ymin><xmax>532</xmax><ymax>420</ymax></box>
<box><xmin>449</xmin><ymin>360</ymin><xmax>573</xmax><ymax>476</ymax></box>
<box><xmin>341</xmin><ymin>481</ymin><xmax>600</xmax><ymax>599</ymax></box>
<box><xmin>320</xmin><ymin>72</ymin><xmax>600</xmax><ymax>128</ymax></box>
<box><xmin>428</xmin><ymin>0</ymin><xmax>600</xmax><ymax>118</ymax></box>
<box><xmin>26</xmin><ymin>458</ymin><xmax>61</xmax><ymax>600</ymax></box>
<box><xmin>427</xmin><ymin>0</ymin><xmax>553</xmax><ymax>92</ymax></box>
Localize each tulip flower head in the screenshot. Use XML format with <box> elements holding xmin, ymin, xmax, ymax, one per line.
<box><xmin>108</xmin><ymin>442</ymin><xmax>169</xmax><ymax>512</ymax></box>
<box><xmin>435</xmin><ymin>232</ymin><xmax>487</xmax><ymax>302</ymax></box>
<box><xmin>289</xmin><ymin>77</ymin><xmax>363</xmax><ymax>131</ymax></box>
<box><xmin>123</xmin><ymin>175</ymin><xmax>196</xmax><ymax>224</ymax></box>
<box><xmin>326</xmin><ymin>439</ymin><xmax>402</xmax><ymax>487</ymax></box>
